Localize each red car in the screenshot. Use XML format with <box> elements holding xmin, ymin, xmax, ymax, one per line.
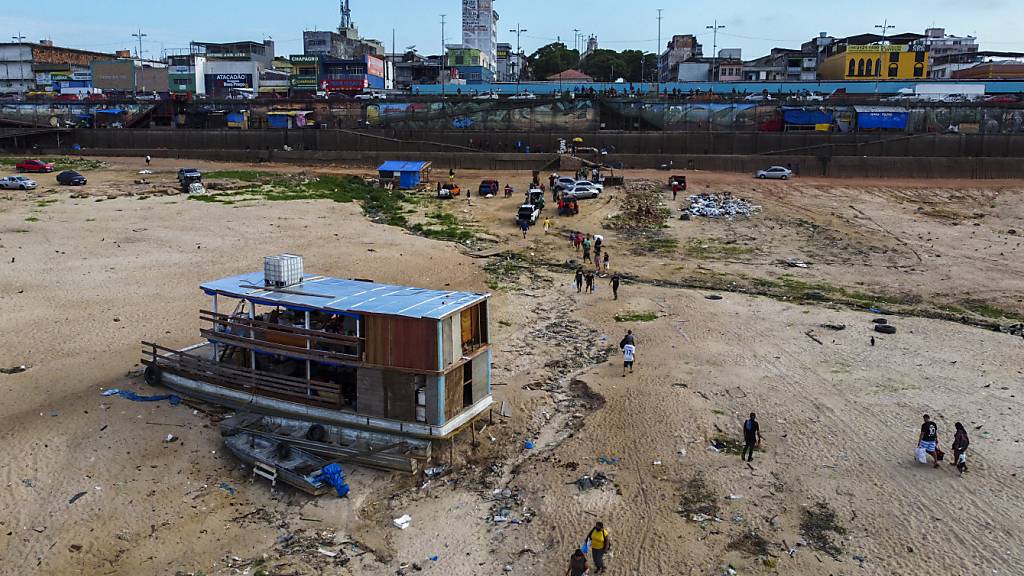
<box><xmin>16</xmin><ymin>159</ymin><xmax>55</xmax><ymax>173</ymax></box>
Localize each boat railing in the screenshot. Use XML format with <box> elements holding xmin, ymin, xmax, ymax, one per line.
<box><xmin>199</xmin><ymin>310</ymin><xmax>363</xmax><ymax>364</ymax></box>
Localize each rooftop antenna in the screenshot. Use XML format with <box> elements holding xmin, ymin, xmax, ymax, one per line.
<box><xmin>131</xmin><ymin>28</ymin><xmax>148</xmax><ymax>59</ymax></box>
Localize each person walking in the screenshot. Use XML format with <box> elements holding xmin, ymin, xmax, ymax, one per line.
<box><xmin>544</xmin><ymin>217</ymin><xmax>552</xmax><ymax>234</ymax></box>
<box><xmin>582</xmin><ymin>236</ymin><xmax>591</xmax><ymax>262</ymax></box>
<box><xmin>919</xmin><ymin>414</ymin><xmax>940</xmax><ymax>469</ymax></box>
<box><xmin>602</xmin><ymin>252</ymin><xmax>610</xmax><ymax>274</ymax></box>
<box><xmin>622</xmin><ymin>340</ymin><xmax>636</xmax><ymax>376</ymax></box>
<box><xmin>671</xmin><ymin>180</ymin><xmax>679</xmax><ymax>201</ymax></box>
<box><xmin>594</xmin><ymin>250</ymin><xmax>601</xmax><ymax>272</ymax></box>
<box><xmin>584</xmin><ymin>271</ymin><xmax>595</xmax><ymax>294</ymax></box>
<box><xmin>952</xmin><ymin>422</ymin><xmax>969</xmax><ymax>475</ymax></box>
<box><xmin>520</xmin><ymin>220</ymin><xmax>529</xmax><ymax>239</ymax></box>
<box><xmin>619</xmin><ymin>329</ymin><xmax>635</xmax><ymax>349</ymax></box>
<box><xmin>566</xmin><ymin>548</ymin><xmax>588</xmax><ymax>576</ymax></box>
<box><xmin>145</xmin><ymin>155</ymin><xmax>151</xmax><ymax>166</ymax></box>
<box><xmin>573</xmin><ymin>231</ymin><xmax>582</xmax><ymax>252</ymax></box>
<box><xmin>609</xmin><ymin>273</ymin><xmax>621</xmax><ymax>300</ymax></box>
<box><xmin>575</xmin><ymin>269</ymin><xmax>584</xmax><ymax>293</ymax></box>
<box><xmin>585</xmin><ymin>522</ymin><xmax>611</xmax><ymax>573</ymax></box>
<box><xmin>741</xmin><ymin>413</ymin><xmax>762</xmax><ymax>463</ymax></box>
<box><xmin>448</xmin><ymin>168</ymin><xmax>455</xmax><ymax>183</ymax></box>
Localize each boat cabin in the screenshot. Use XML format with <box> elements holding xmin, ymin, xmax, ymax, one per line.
<box><xmin>143</xmin><ymin>271</ymin><xmax>492</xmax><ymax>439</ymax></box>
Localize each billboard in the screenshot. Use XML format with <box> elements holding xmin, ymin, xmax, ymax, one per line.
<box><xmin>205</xmin><ymin>73</ymin><xmax>253</xmax><ymax>94</ymax></box>
<box><xmin>290</xmin><ymin>75</ymin><xmax>318</xmax><ymax>90</ymax></box>
<box><xmin>365</xmin><ymin>55</ymin><xmax>385</xmax><ymax>78</ymax></box>
<box><xmin>321</xmin><ymin>77</ymin><xmax>367</xmax><ymax>92</ymax></box>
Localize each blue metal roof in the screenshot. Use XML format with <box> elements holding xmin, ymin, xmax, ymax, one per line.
<box><xmin>201</xmin><ymin>272</ymin><xmax>487</xmax><ymax>320</ymax></box>
<box><xmin>378</xmin><ymin>161</ymin><xmax>430</xmax><ymax>173</ymax></box>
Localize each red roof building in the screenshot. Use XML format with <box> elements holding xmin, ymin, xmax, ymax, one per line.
<box><xmin>546</xmin><ymin>69</ymin><xmax>593</xmax><ymax>82</ymax></box>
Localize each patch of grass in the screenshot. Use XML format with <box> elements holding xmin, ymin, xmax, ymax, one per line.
<box><xmin>711</xmin><ymin>436</ymin><xmax>749</xmax><ymax>455</ymax></box>
<box><xmin>498</xmin><ymin>319</ymin><xmax>511</xmax><ymax>327</ymax></box>
<box><xmin>0</xmin><ymin>157</ymin><xmax>106</xmax><ymax>171</ymax></box>
<box><xmin>203</xmin><ymin>170</ymin><xmax>270</xmax><ymax>182</ymax></box>
<box><xmin>632</xmin><ymin>233</ymin><xmax>679</xmax><ymax>256</ymax></box>
<box><xmin>36</xmin><ymin>199</ymin><xmax>58</xmax><ymax>207</ymax></box>
<box><xmin>800</xmin><ymin>501</ymin><xmax>847</xmax><ymax>558</ymax></box>
<box><xmin>962</xmin><ymin>299</ymin><xmax>1019</xmax><ymax>321</ymax></box>
<box><xmin>484</xmin><ymin>254</ymin><xmax>529</xmax><ymax>292</ymax></box>
<box><xmin>614</xmin><ymin>311</ymin><xmax>658</xmax><ymax>323</ymax></box>
<box><xmin>410</xmin><ymin>210</ymin><xmax>476</xmax><ymax>243</ymax></box>
<box><xmin>728</xmin><ymin>531</ymin><xmax>771</xmax><ymax>557</ymax></box>
<box><xmin>685</xmin><ymin>238</ymin><xmax>756</xmax><ymax>260</ymax></box>
<box><xmin>24</xmin><ymin>216</ymin><xmax>38</xmax><ymax>222</ymax></box>
<box><xmin>679</xmin><ymin>473</ymin><xmax>719</xmax><ymax>518</ymax></box>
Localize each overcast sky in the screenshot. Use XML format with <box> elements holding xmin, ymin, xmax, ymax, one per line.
<box><xmin>8</xmin><ymin>0</ymin><xmax>1024</xmax><ymax>59</ymax></box>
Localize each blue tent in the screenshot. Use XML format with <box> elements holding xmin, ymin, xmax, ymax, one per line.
<box><xmin>782</xmin><ymin>107</ymin><xmax>833</xmax><ymax>126</ymax></box>
<box><xmin>377</xmin><ymin>161</ymin><xmax>432</xmax><ymax>189</ymax></box>
<box><xmin>854</xmin><ymin>106</ymin><xmax>908</xmax><ymax>130</ymax></box>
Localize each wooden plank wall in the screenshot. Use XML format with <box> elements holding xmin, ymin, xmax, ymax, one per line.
<box><xmin>385</xmin><ymin>371</ymin><xmax>416</xmax><ymax>422</ymax></box>
<box><xmin>444</xmin><ymin>365</ymin><xmax>464</xmax><ymax>421</ymax></box>
<box><xmin>363</xmin><ymin>315</ymin><xmax>438</xmax><ymax>371</ymax></box>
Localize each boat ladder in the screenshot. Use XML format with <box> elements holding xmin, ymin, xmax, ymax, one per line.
<box><xmin>252</xmin><ymin>460</ymin><xmax>278</xmax><ymax>491</ymax></box>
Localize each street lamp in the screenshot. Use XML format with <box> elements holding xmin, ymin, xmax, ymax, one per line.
<box><xmin>510</xmin><ymin>24</ymin><xmax>527</xmax><ymax>91</ymax></box>
<box><xmin>656</xmin><ymin>9</ymin><xmax>663</xmax><ymax>84</ymax></box>
<box><xmin>440</xmin><ymin>14</ymin><xmax>446</xmax><ymax>100</ymax></box>
<box><xmin>874</xmin><ymin>20</ymin><xmax>895</xmax><ymax>94</ymax></box>
<box><xmin>706</xmin><ymin>21</ymin><xmax>725</xmax><ymax>83</ymax></box>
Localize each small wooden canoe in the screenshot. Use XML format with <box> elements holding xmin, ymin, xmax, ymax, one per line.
<box><xmin>223</xmin><ymin>431</ymin><xmax>332</xmax><ymax>496</ymax></box>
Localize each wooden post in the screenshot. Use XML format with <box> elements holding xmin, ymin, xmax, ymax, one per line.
<box><xmin>489</xmin><ymin>408</ymin><xmax>493</xmax><ymax>425</ymax></box>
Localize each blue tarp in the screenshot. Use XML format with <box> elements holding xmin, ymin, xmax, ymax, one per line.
<box><xmin>855</xmin><ymin>107</ymin><xmax>909</xmax><ymax>130</ymax></box>
<box><xmin>94</xmin><ymin>108</ymin><xmax>125</xmax><ymax>115</ymax></box>
<box><xmin>101</xmin><ymin>388</ymin><xmax>181</xmax><ymax>405</ymax></box>
<box><xmin>318</xmin><ymin>463</ymin><xmax>350</xmax><ymax>498</ymax></box>
<box><xmin>782</xmin><ymin>107</ymin><xmax>833</xmax><ymax>126</ymax></box>
<box><xmin>266</xmin><ymin>114</ymin><xmax>290</xmax><ymax>129</ymax></box>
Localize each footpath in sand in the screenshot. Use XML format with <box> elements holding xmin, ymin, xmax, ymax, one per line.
<box><xmin>0</xmin><ymin>156</ymin><xmax>1022</xmax><ymax>575</ymax></box>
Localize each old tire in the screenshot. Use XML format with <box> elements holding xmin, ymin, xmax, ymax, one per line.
<box><xmin>306</xmin><ymin>424</ymin><xmax>327</xmax><ymax>442</ymax></box>
<box><xmin>144</xmin><ymin>364</ymin><xmax>162</xmax><ymax>386</ymax></box>
<box><xmin>874</xmin><ymin>324</ymin><xmax>897</xmax><ymax>334</ymax></box>
<box><xmin>872</xmin><ymin>318</ymin><xmax>888</xmax><ymax>325</ymax></box>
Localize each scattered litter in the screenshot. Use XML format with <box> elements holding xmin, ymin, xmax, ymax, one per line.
<box><xmin>319</xmin><ymin>463</ymin><xmax>350</xmax><ymax>498</ymax></box>
<box><xmin>786</xmin><ymin>257</ymin><xmax>809</xmax><ymax>268</ymax></box>
<box><xmin>728</xmin><ymin>494</ymin><xmax>744</xmax><ymax>500</ymax></box>
<box><xmin>980</xmin><ymin>431</ymin><xmax>992</xmax><ymax>439</ymax></box>
<box><xmin>318</xmin><ymin>548</ymin><xmax>338</xmax><ymax>557</ymax></box>
<box><xmin>708</xmin><ymin>440</ymin><xmax>728</xmax><ymax>452</ymax></box>
<box><xmin>138</xmin><ymin>169</ymin><xmax>154</xmax><ymax>175</ymax></box>
<box><xmin>218</xmin><ymin>482</ymin><xmax>236</xmax><ymax>496</ymax></box>
<box><xmin>684</xmin><ymin>193</ymin><xmax>761</xmax><ymax>218</ymax></box>
<box><xmin>853</xmin><ymin>554</ymin><xmax>866</xmax><ymax>567</ymax></box>
<box><xmin>68</xmin><ymin>544</ymin><xmax>82</xmax><ymax>553</ymax></box>
<box><xmin>653</xmin><ymin>460</ymin><xmax>663</xmax><ymax>466</ymax></box>
<box><xmin>68</xmin><ymin>491</ymin><xmax>87</xmax><ymax>505</ymax></box>
<box><xmin>821</xmin><ymin>323</ymin><xmax>846</xmax><ymax>331</ymax></box>
<box><xmin>705</xmin><ymin>294</ymin><xmax>723</xmax><ymax>300</ymax></box>
<box><xmin>49</xmin><ymin>410</ymin><xmax>60</xmax><ymax>417</ymax></box>
<box><xmin>429</xmin><ymin>555</ymin><xmax>439</xmax><ymax>562</ymax></box>
<box><xmin>678</xmin><ymin>448</ymin><xmax>687</xmax><ymax>457</ymax></box>
<box><xmin>163</xmin><ymin>434</ymin><xmax>178</xmax><ymax>443</ymax></box>
<box><xmin>500</xmin><ymin>400</ymin><xmax>513</xmax><ymax>417</ymax></box>
<box><xmin>597</xmin><ymin>456</ymin><xmax>620</xmax><ymax>465</ymax></box>
<box><xmin>524</xmin><ymin>440</ymin><xmax>534</xmax><ymax>450</ymax></box>
<box><xmin>32</xmin><ymin>526</ymin><xmax>46</xmax><ymax>533</ymax></box>
<box><xmin>424</xmin><ymin>465</ymin><xmax>447</xmax><ymax>478</ymax></box>
<box><xmin>575</xmin><ymin>472</ymin><xmax>611</xmax><ymax>491</ymax></box>
<box><xmin>0</xmin><ymin>365</ymin><xmax>29</xmax><ymax>374</ymax></box>
<box><xmin>101</xmin><ymin>388</ymin><xmax>181</xmax><ymax>406</ymax></box>
<box><xmin>22</xmin><ymin>479</ymin><xmax>34</xmax><ymax>488</ymax></box>
<box><xmin>690</xmin><ymin>514</ymin><xmax>714</xmax><ymax>522</ymax></box>
<box><xmin>393</xmin><ymin>514</ymin><xmax>412</xmax><ymax>529</ymax></box>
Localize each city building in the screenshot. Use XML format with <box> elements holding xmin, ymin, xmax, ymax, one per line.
<box><xmin>713</xmin><ymin>50</ymin><xmax>744</xmax><ymax>82</ymax></box>
<box><xmin>303</xmin><ymin>30</ymin><xmax>384</xmax><ymax>60</ymax></box>
<box><xmin>743</xmin><ymin>49</ymin><xmax>813</xmax><ymax>81</ymax></box>
<box><xmin>289</xmin><ymin>54</ymin><xmax>321</xmax><ymax>95</ymax></box>
<box><xmin>191</xmin><ymin>40</ymin><xmax>276</xmax><ymax>68</ymax></box>
<box><xmin>145</xmin><ymin>269</ymin><xmax>494</xmax><ymax>439</ymax></box>
<box><xmin>801</xmin><ymin>33</ymin><xmax>837</xmax><ymax>71</ymax></box>
<box><xmin>167</xmin><ymin>53</ymin><xmax>207</xmax><ymax>95</ymax></box>
<box><xmin>952</xmin><ymin>57</ymin><xmax>1024</xmax><ymax>79</ymax></box>
<box><xmin>0</xmin><ymin>41</ymin><xmax>113</xmax><ymax>93</ymax></box>
<box><xmin>659</xmin><ymin>34</ymin><xmax>702</xmax><ymax>82</ymax></box>
<box><xmin>910</xmin><ymin>28</ymin><xmax>979</xmax><ymax>78</ymax></box>
<box><xmin>496</xmin><ymin>42</ymin><xmax>512</xmax><ymax>81</ymax></box>
<box><xmin>816</xmin><ymin>33</ymin><xmax>927</xmax><ymax>81</ymax></box>
<box><xmin>446</xmin><ymin>45</ymin><xmax>494</xmax><ymax>84</ymax></box>
<box><xmin>581</xmin><ymin>36</ymin><xmax>599</xmax><ymax>60</ymax></box>
<box><xmin>91</xmin><ymin>58</ymin><xmax>169</xmax><ymax>93</ymax></box>
<box><xmin>676</xmin><ymin>61</ymin><xmax>711</xmax><ymax>82</ymax></box>
<box><xmin>320</xmin><ymin>54</ymin><xmax>388</xmax><ymax>92</ymax></box>
<box><xmin>462</xmin><ymin>0</ymin><xmax>499</xmax><ymax>73</ymax></box>
<box><xmin>389</xmin><ymin>52</ymin><xmax>441</xmax><ymax>90</ymax></box>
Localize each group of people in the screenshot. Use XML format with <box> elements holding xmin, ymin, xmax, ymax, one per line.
<box><xmin>566</xmin><ymin>522</ymin><xmax>611</xmax><ymax>575</ymax></box>
<box><xmin>570</xmin><ymin>231</ymin><xmax>612</xmax><ymax>275</ymax></box>
<box><xmin>918</xmin><ymin>414</ymin><xmax>970</xmax><ymax>475</ymax></box>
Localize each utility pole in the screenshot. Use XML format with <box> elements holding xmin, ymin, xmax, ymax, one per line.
<box><xmin>510</xmin><ymin>24</ymin><xmax>527</xmax><ymax>90</ymax></box>
<box><xmin>132</xmin><ymin>28</ymin><xmax>148</xmax><ymax>60</ymax></box>
<box><xmin>874</xmin><ymin>20</ymin><xmax>895</xmax><ymax>94</ymax></box>
<box><xmin>573</xmin><ymin>29</ymin><xmax>580</xmax><ymax>54</ymax></box>
<box><xmin>440</xmin><ymin>14</ymin><xmax>446</xmax><ymax>100</ymax></box>
<box><xmin>656</xmin><ymin>9</ymin><xmax>663</xmax><ymax>84</ymax></box>
<box><xmin>12</xmin><ymin>32</ymin><xmax>26</xmax><ymax>43</ymax></box>
<box><xmin>706</xmin><ymin>20</ymin><xmax>725</xmax><ymax>82</ymax></box>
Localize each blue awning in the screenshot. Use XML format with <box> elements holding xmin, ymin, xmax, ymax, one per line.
<box><xmin>94</xmin><ymin>108</ymin><xmax>125</xmax><ymax>115</ymax></box>
<box><xmin>377</xmin><ymin>161</ymin><xmax>430</xmax><ymax>173</ymax></box>
<box><xmin>782</xmin><ymin>107</ymin><xmax>832</xmax><ymax>126</ymax></box>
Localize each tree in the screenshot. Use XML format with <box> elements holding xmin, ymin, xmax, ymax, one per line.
<box><xmin>580</xmin><ymin>49</ymin><xmax>626</xmax><ymax>82</ymax></box>
<box><xmin>619</xmin><ymin>50</ymin><xmax>659</xmax><ymax>82</ymax></box>
<box><xmin>527</xmin><ymin>43</ymin><xmax>580</xmax><ymax>80</ymax></box>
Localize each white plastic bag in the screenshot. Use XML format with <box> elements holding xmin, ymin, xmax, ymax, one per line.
<box><xmin>915</xmin><ymin>447</ymin><xmax>928</xmax><ymax>464</ymax></box>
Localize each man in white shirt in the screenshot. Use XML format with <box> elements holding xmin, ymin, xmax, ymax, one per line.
<box><xmin>622</xmin><ymin>343</ymin><xmax>636</xmax><ymax>377</ymax></box>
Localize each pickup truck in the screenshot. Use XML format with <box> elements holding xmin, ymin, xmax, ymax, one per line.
<box><xmin>516</xmin><ymin>204</ymin><xmax>541</xmax><ymax>226</ymax></box>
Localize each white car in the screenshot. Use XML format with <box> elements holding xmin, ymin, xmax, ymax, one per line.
<box><xmin>354</xmin><ymin>92</ymin><xmax>386</xmax><ymax>100</ymax></box>
<box><xmin>509</xmin><ymin>92</ymin><xmax>536</xmax><ymax>100</ymax></box>
<box><xmin>0</xmin><ymin>175</ymin><xmax>38</xmax><ymax>190</ymax></box>
<box><xmin>756</xmin><ymin>166</ymin><xmax>793</xmax><ymax>180</ymax></box>
<box><xmin>744</xmin><ymin>93</ymin><xmax>774</xmax><ymax>102</ymax></box>
<box><xmin>473</xmin><ymin>92</ymin><xmax>499</xmax><ymax>100</ymax></box>
<box><xmin>553</xmin><ymin>177</ymin><xmax>578</xmax><ymax>191</ymax></box>
<box><xmin>574</xmin><ymin>180</ymin><xmax>604</xmax><ymax>192</ymax></box>
<box><xmin>568</xmin><ymin>185</ymin><xmax>601</xmax><ymax>199</ymax></box>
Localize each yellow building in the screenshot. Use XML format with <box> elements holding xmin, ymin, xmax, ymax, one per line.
<box><xmin>819</xmin><ymin>45</ymin><xmax>928</xmax><ymax>80</ymax></box>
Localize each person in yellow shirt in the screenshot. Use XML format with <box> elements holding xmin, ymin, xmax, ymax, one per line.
<box><xmin>586</xmin><ymin>521</ymin><xmax>611</xmax><ymax>572</ymax></box>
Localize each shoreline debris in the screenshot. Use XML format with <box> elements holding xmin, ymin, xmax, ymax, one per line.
<box><xmin>684</xmin><ymin>193</ymin><xmax>761</xmax><ymax>219</ymax></box>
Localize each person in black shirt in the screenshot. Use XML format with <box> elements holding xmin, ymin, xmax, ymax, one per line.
<box><xmin>742</xmin><ymin>413</ymin><xmax>762</xmax><ymax>462</ymax></box>
<box><xmin>952</xmin><ymin>422</ymin><xmax>969</xmax><ymax>475</ymax></box>
<box><xmin>565</xmin><ymin>548</ymin><xmax>588</xmax><ymax>576</ymax></box>
<box><xmin>918</xmin><ymin>414</ymin><xmax>940</xmax><ymax>469</ymax></box>
<box><xmin>574</xmin><ymin>269</ymin><xmax>584</xmax><ymax>293</ymax></box>
<box><xmin>609</xmin><ymin>273</ymin><xmax>621</xmax><ymax>300</ymax></box>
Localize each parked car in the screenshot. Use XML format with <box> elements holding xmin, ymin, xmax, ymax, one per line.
<box><xmin>744</xmin><ymin>93</ymin><xmax>774</xmax><ymax>102</ymax></box>
<box><xmin>756</xmin><ymin>166</ymin><xmax>793</xmax><ymax>180</ymax></box>
<box><xmin>573</xmin><ymin>180</ymin><xmax>604</xmax><ymax>192</ymax></box>
<box><xmin>177</xmin><ymin>168</ymin><xmax>202</xmax><ymax>183</ymax></box>
<box><xmin>567</xmin><ymin>184</ymin><xmax>601</xmax><ymax>199</ymax></box>
<box><xmin>553</xmin><ymin>177</ymin><xmax>577</xmax><ymax>191</ymax></box>
<box><xmin>508</xmin><ymin>92</ymin><xmax>536</xmax><ymax>100</ymax></box>
<box><xmin>56</xmin><ymin>170</ymin><xmax>87</xmax><ymax>186</ymax></box>
<box><xmin>478</xmin><ymin>179</ymin><xmax>500</xmax><ymax>197</ymax></box>
<box><xmin>0</xmin><ymin>175</ymin><xmax>38</xmax><ymax>190</ymax></box>
<box><xmin>16</xmin><ymin>159</ymin><xmax>54</xmax><ymax>173</ymax></box>
<box><xmin>516</xmin><ymin>204</ymin><xmax>541</xmax><ymax>226</ymax></box>
<box><xmin>473</xmin><ymin>92</ymin><xmax>499</xmax><ymax>100</ymax></box>
<box><xmin>985</xmin><ymin>95</ymin><xmax>1019</xmax><ymax>103</ymax></box>
<box><xmin>354</xmin><ymin>91</ymin><xmax>386</xmax><ymax>100</ymax></box>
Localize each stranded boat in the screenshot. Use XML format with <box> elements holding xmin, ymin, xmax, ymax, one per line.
<box><xmin>222</xmin><ymin>430</ymin><xmax>333</xmax><ymax>496</ymax></box>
